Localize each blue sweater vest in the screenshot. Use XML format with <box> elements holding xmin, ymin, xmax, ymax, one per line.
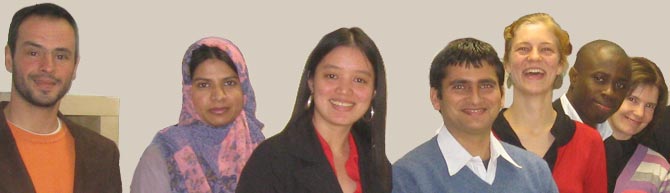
<box><xmin>393</xmin><ymin>136</ymin><xmax>558</xmax><ymax>193</ymax></box>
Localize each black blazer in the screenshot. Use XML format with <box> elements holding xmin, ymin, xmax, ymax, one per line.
<box><xmin>236</xmin><ymin>113</ymin><xmax>391</xmax><ymax>193</ymax></box>
<box><xmin>0</xmin><ymin>101</ymin><xmax>121</xmax><ymax>193</ymax></box>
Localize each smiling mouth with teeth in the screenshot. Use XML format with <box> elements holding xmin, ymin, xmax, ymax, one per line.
<box><xmin>523</xmin><ymin>68</ymin><xmax>545</xmax><ymax>75</ymax></box>
<box><xmin>330</xmin><ymin>99</ymin><xmax>353</xmax><ymax>107</ymax></box>
<box><xmin>464</xmin><ymin>109</ymin><xmax>485</xmax><ymax>113</ymax></box>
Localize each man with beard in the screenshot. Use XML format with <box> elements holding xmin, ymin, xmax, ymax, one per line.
<box><xmin>0</xmin><ymin>3</ymin><xmax>121</xmax><ymax>193</ymax></box>
<box><xmin>553</xmin><ymin>40</ymin><xmax>632</xmax><ymax>140</ymax></box>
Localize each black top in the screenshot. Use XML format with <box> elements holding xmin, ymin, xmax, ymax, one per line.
<box><xmin>604</xmin><ymin>137</ymin><xmax>637</xmax><ymax>193</ymax></box>
<box><xmin>552</xmin><ymin>99</ymin><xmax>567</xmax><ymax>118</ymax></box>
<box><xmin>492</xmin><ymin>108</ymin><xmax>576</xmax><ymax>171</ymax></box>
<box><xmin>236</xmin><ymin>113</ymin><xmax>391</xmax><ymax>193</ymax></box>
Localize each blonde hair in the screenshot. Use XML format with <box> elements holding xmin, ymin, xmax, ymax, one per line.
<box><xmin>503</xmin><ymin>13</ymin><xmax>572</xmax><ymax>89</ymax></box>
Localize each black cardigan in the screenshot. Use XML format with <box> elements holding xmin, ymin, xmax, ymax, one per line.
<box><xmin>236</xmin><ymin>113</ymin><xmax>391</xmax><ymax>193</ymax></box>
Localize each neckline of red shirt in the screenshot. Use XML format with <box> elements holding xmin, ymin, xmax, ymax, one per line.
<box><xmin>315</xmin><ymin>128</ymin><xmax>362</xmax><ymax>193</ymax></box>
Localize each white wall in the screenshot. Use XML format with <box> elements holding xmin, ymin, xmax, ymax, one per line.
<box><xmin>1</xmin><ymin>1</ymin><xmax>668</xmax><ymax>192</ymax></box>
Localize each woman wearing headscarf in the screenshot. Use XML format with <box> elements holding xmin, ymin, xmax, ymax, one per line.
<box><xmin>491</xmin><ymin>13</ymin><xmax>607</xmax><ymax>193</ymax></box>
<box><xmin>130</xmin><ymin>37</ymin><xmax>264</xmax><ymax>193</ymax></box>
<box><xmin>605</xmin><ymin>57</ymin><xmax>670</xmax><ymax>193</ymax></box>
<box><xmin>236</xmin><ymin>27</ymin><xmax>391</xmax><ymax>193</ymax></box>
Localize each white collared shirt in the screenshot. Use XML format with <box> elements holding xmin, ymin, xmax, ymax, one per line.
<box><xmin>559</xmin><ymin>95</ymin><xmax>612</xmax><ymax>140</ymax></box>
<box><xmin>436</xmin><ymin>124</ymin><xmax>521</xmax><ymax>184</ymax></box>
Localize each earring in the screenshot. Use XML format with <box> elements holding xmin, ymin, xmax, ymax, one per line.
<box><xmin>553</xmin><ymin>73</ymin><xmax>564</xmax><ymax>89</ymax></box>
<box><xmin>306</xmin><ymin>95</ymin><xmax>312</xmax><ymax>109</ymax></box>
<box><xmin>370</xmin><ymin>106</ymin><xmax>375</xmax><ymax>117</ymax></box>
<box><xmin>364</xmin><ymin>106</ymin><xmax>375</xmax><ymax>121</ymax></box>
<box><xmin>506</xmin><ymin>73</ymin><xmax>513</xmax><ymax>88</ymax></box>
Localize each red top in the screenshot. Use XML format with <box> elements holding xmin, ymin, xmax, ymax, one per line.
<box><xmin>493</xmin><ymin>109</ymin><xmax>607</xmax><ymax>193</ymax></box>
<box><xmin>551</xmin><ymin>121</ymin><xmax>607</xmax><ymax>193</ymax></box>
<box><xmin>316</xmin><ymin>130</ymin><xmax>362</xmax><ymax>193</ymax></box>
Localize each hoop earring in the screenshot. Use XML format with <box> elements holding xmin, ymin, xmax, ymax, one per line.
<box><xmin>364</xmin><ymin>106</ymin><xmax>374</xmax><ymax>121</ymax></box>
<box><xmin>370</xmin><ymin>106</ymin><xmax>375</xmax><ymax>118</ymax></box>
<box><xmin>306</xmin><ymin>95</ymin><xmax>312</xmax><ymax>109</ymax></box>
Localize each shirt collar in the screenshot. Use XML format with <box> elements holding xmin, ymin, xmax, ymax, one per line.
<box><xmin>560</xmin><ymin>95</ymin><xmax>582</xmax><ymax>123</ymax></box>
<box><xmin>598</xmin><ymin>120</ymin><xmax>613</xmax><ymax>139</ymax></box>
<box><xmin>436</xmin><ymin>124</ymin><xmax>521</xmax><ymax>177</ymax></box>
<box><xmin>560</xmin><ymin>95</ymin><xmax>611</xmax><ymax>139</ymax></box>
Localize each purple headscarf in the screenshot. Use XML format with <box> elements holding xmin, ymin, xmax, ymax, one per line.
<box><xmin>153</xmin><ymin>37</ymin><xmax>264</xmax><ymax>193</ymax></box>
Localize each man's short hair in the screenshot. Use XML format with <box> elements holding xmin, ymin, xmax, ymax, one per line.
<box><xmin>429</xmin><ymin>37</ymin><xmax>504</xmax><ymax>98</ymax></box>
<box><xmin>573</xmin><ymin>39</ymin><xmax>628</xmax><ymax>71</ymax></box>
<box><xmin>7</xmin><ymin>3</ymin><xmax>79</xmax><ymax>59</ymax></box>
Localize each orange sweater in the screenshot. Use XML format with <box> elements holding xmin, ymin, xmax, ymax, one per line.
<box><xmin>7</xmin><ymin>120</ymin><xmax>75</xmax><ymax>193</ymax></box>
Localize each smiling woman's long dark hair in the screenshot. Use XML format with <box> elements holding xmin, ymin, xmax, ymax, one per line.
<box><xmin>286</xmin><ymin>27</ymin><xmax>390</xmax><ymax>191</ymax></box>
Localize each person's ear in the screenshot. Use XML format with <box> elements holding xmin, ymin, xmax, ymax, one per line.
<box><xmin>5</xmin><ymin>45</ymin><xmax>12</xmax><ymax>73</ymax></box>
<box><xmin>558</xmin><ymin>61</ymin><xmax>567</xmax><ymax>76</ymax></box>
<box><xmin>500</xmin><ymin>86</ymin><xmax>505</xmax><ymax>107</ymax></box>
<box><xmin>503</xmin><ymin>61</ymin><xmax>511</xmax><ymax>74</ymax></box>
<box><xmin>430</xmin><ymin>87</ymin><xmax>441</xmax><ymax>111</ymax></box>
<box><xmin>308</xmin><ymin>78</ymin><xmax>314</xmax><ymax>94</ymax></box>
<box><xmin>568</xmin><ymin>67</ymin><xmax>578</xmax><ymax>86</ymax></box>
<box><xmin>72</xmin><ymin>55</ymin><xmax>80</xmax><ymax>80</ymax></box>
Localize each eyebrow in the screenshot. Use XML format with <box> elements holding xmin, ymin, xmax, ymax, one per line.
<box><xmin>630</xmin><ymin>95</ymin><xmax>657</xmax><ymax>105</ymax></box>
<box><xmin>23</xmin><ymin>41</ymin><xmax>74</xmax><ymax>55</ymax></box>
<box><xmin>54</xmin><ymin>48</ymin><xmax>74</xmax><ymax>55</ymax></box>
<box><xmin>514</xmin><ymin>41</ymin><xmax>555</xmax><ymax>47</ymax></box>
<box><xmin>448</xmin><ymin>78</ymin><xmax>497</xmax><ymax>85</ymax></box>
<box><xmin>23</xmin><ymin>41</ymin><xmax>44</xmax><ymax>49</ymax></box>
<box><xmin>192</xmin><ymin>75</ymin><xmax>239</xmax><ymax>81</ymax></box>
<box><xmin>448</xmin><ymin>79</ymin><xmax>471</xmax><ymax>85</ymax></box>
<box><xmin>322</xmin><ymin>63</ymin><xmax>373</xmax><ymax>77</ymax></box>
<box><xmin>591</xmin><ymin>71</ymin><xmax>610</xmax><ymax>77</ymax></box>
<box><xmin>479</xmin><ymin>79</ymin><xmax>498</xmax><ymax>85</ymax></box>
<box><xmin>592</xmin><ymin>71</ymin><xmax>629</xmax><ymax>80</ymax></box>
<box><xmin>643</xmin><ymin>99</ymin><xmax>657</xmax><ymax>106</ymax></box>
<box><xmin>223</xmin><ymin>76</ymin><xmax>240</xmax><ymax>80</ymax></box>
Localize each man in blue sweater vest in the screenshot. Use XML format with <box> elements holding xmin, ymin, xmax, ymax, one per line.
<box><xmin>392</xmin><ymin>38</ymin><xmax>558</xmax><ymax>193</ymax></box>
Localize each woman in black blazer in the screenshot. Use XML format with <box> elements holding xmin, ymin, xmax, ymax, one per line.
<box><xmin>237</xmin><ymin>27</ymin><xmax>391</xmax><ymax>193</ymax></box>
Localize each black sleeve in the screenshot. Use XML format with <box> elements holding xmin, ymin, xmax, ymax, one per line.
<box><xmin>236</xmin><ymin>142</ymin><xmax>280</xmax><ymax>193</ymax></box>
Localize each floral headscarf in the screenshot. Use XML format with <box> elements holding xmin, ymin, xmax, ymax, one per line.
<box><xmin>153</xmin><ymin>37</ymin><xmax>264</xmax><ymax>193</ymax></box>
